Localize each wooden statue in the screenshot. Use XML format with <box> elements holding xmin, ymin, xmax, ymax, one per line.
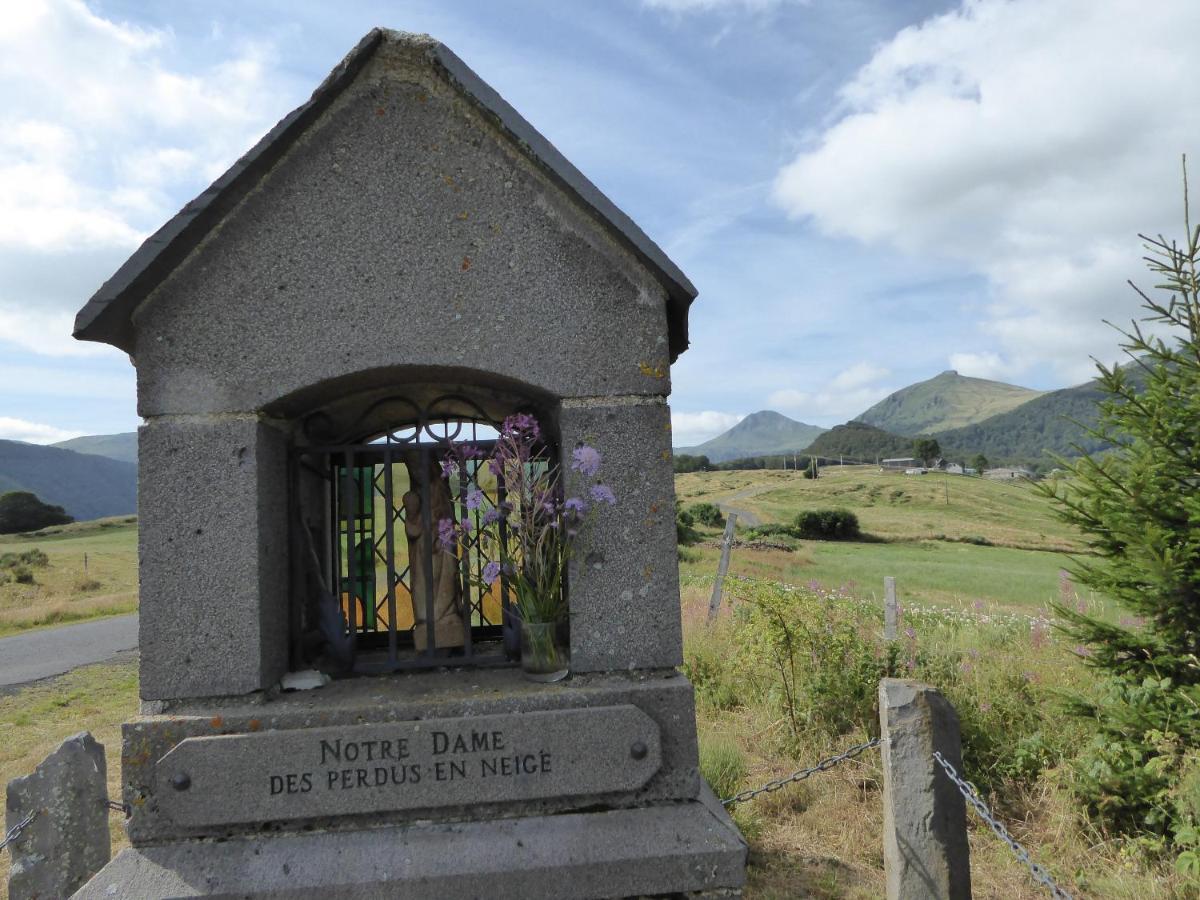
<box><xmin>403</xmin><ymin>455</ymin><xmax>465</xmax><ymax>651</ymax></box>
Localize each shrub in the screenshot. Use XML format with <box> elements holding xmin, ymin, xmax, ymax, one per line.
<box><xmin>689</xmin><ymin>502</ymin><xmax>725</xmax><ymax>529</ymax></box>
<box><xmin>11</xmin><ymin>564</ymin><xmax>34</xmax><ymax>584</ymax></box>
<box><xmin>677</xmin><ymin>546</ymin><xmax>701</xmax><ymax>564</ymax></box>
<box><xmin>733</xmin><ymin>582</ymin><xmax>884</xmax><ymax>750</ymax></box>
<box><xmin>676</xmin><ymin>507</ymin><xmax>699</xmax><ymax>546</ymax></box>
<box><xmin>793</xmin><ymin>508</ymin><xmax>860</xmax><ymax>540</ymax></box>
<box><xmin>0</xmin><ymin>492</ymin><xmax>72</xmax><ymax>534</ymax></box>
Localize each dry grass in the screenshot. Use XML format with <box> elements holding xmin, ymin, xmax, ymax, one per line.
<box><xmin>685</xmin><ymin>589</ymin><xmax>1190</xmax><ymax>898</ymax></box>
<box><xmin>0</xmin><ymin>518</ymin><xmax>138</xmax><ymax>637</ymax></box>
<box><xmin>0</xmin><ymin>658</ymin><xmax>139</xmax><ymax>899</ymax></box>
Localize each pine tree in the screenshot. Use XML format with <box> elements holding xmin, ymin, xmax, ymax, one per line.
<box><xmin>1040</xmin><ymin>161</ymin><xmax>1200</xmax><ymax>863</ymax></box>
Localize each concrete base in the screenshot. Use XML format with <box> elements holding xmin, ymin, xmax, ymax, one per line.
<box><xmin>74</xmin><ymin>790</ymin><xmax>746</xmax><ymax>899</ymax></box>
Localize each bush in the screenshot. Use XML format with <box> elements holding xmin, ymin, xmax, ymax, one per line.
<box><xmin>677</xmin><ymin>546</ymin><xmax>701</xmax><ymax>564</ymax></box>
<box><xmin>676</xmin><ymin>507</ymin><xmax>699</xmax><ymax>546</ymax></box>
<box><xmin>0</xmin><ymin>492</ymin><xmax>72</xmax><ymax>534</ymax></box>
<box><xmin>734</xmin><ymin>583</ymin><xmax>884</xmax><ymax>750</ymax></box>
<box><xmin>10</xmin><ymin>564</ymin><xmax>34</xmax><ymax>584</ymax></box>
<box><xmin>792</xmin><ymin>508</ymin><xmax>860</xmax><ymax>540</ymax></box>
<box><xmin>689</xmin><ymin>502</ymin><xmax>725</xmax><ymax>528</ymax></box>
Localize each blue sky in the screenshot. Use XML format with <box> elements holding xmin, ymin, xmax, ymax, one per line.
<box><xmin>2</xmin><ymin>0</ymin><xmax>1197</xmax><ymax>447</ymax></box>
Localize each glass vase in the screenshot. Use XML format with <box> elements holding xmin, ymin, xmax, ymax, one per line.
<box><xmin>519</xmin><ymin>620</ymin><xmax>569</xmax><ymax>682</ymax></box>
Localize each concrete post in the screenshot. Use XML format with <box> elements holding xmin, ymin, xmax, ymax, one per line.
<box><xmin>5</xmin><ymin>732</ymin><xmax>111</xmax><ymax>900</ymax></box>
<box><xmin>884</xmin><ymin>577</ymin><xmax>898</xmax><ymax>641</ymax></box>
<box><xmin>707</xmin><ymin>513</ymin><xmax>738</xmax><ymax>622</ymax></box>
<box><xmin>878</xmin><ymin>679</ymin><xmax>971</xmax><ymax>900</ymax></box>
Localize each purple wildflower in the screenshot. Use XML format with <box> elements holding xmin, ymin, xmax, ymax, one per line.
<box><xmin>436</xmin><ymin>518</ymin><xmax>457</xmax><ymax>553</ymax></box>
<box><xmin>465</xmin><ymin>489</ymin><xmax>484</xmax><ymax>510</ymax></box>
<box><xmin>502</xmin><ymin>413</ymin><xmax>540</xmax><ymax>440</ymax></box>
<box><xmin>564</xmin><ymin>497</ymin><xmax>586</xmax><ymax>514</ymax></box>
<box><xmin>482</xmin><ymin>561</ymin><xmax>502</xmax><ymax>585</ymax></box>
<box><xmin>588</xmin><ymin>483</ymin><xmax>616</xmax><ymax>505</ymax></box>
<box><xmin>571</xmin><ymin>445</ymin><xmax>602</xmax><ymax>477</ymax></box>
<box><xmin>440</xmin><ymin>457</ymin><xmax>458</xmax><ymax>478</ymax></box>
<box><xmin>482</xmin><ymin>508</ymin><xmax>503</xmax><ymax>526</ymax></box>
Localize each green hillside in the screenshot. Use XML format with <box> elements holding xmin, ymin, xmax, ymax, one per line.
<box><xmin>935</xmin><ymin>378</ymin><xmax>1113</xmax><ymax>469</ymax></box>
<box><xmin>0</xmin><ymin>440</ymin><xmax>137</xmax><ymax>521</ymax></box>
<box><xmin>804</xmin><ymin>420</ymin><xmax>912</xmax><ymax>462</ymax></box>
<box><xmin>675</xmin><ymin>410</ymin><xmax>826</xmax><ymax>463</ymax></box>
<box><xmin>856</xmin><ymin>370</ymin><xmax>1044</xmax><ymax>435</ymax></box>
<box><xmin>52</xmin><ymin>432</ymin><xmax>138</xmax><ymax>465</ymax></box>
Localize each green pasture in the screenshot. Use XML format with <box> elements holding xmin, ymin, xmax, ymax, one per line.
<box><xmin>0</xmin><ymin>517</ymin><xmax>138</xmax><ymax>636</ymax></box>
<box><xmin>677</xmin><ymin>465</ymin><xmax>1082</xmax><ymax>552</ymax></box>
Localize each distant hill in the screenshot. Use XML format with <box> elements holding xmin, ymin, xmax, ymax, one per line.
<box><xmin>676</xmin><ymin>410</ymin><xmax>827</xmax><ymax>463</ymax></box>
<box><xmin>52</xmin><ymin>432</ymin><xmax>138</xmax><ymax>465</ymax></box>
<box><xmin>856</xmin><ymin>370</ymin><xmax>1044</xmax><ymax>435</ymax></box>
<box><xmin>805</xmin><ymin>421</ymin><xmax>913</xmax><ymax>463</ymax></box>
<box><xmin>0</xmin><ymin>440</ymin><xmax>137</xmax><ymax>521</ymax></box>
<box><xmin>934</xmin><ymin>377</ymin><xmax>1117</xmax><ymax>469</ymax></box>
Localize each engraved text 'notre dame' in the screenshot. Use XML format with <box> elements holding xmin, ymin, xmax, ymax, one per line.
<box><xmin>267</xmin><ymin>728</ymin><xmax>553</xmax><ymax>797</ymax></box>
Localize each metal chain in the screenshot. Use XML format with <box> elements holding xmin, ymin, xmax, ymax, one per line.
<box><xmin>933</xmin><ymin>751</ymin><xmax>1073</xmax><ymax>900</ymax></box>
<box><xmin>722</xmin><ymin>738</ymin><xmax>881</xmax><ymax>807</ymax></box>
<box><xmin>0</xmin><ymin>809</ymin><xmax>37</xmax><ymax>854</ymax></box>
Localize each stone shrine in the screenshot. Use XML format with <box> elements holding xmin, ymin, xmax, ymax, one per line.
<box><xmin>72</xmin><ymin>29</ymin><xmax>745</xmax><ymax>898</ymax></box>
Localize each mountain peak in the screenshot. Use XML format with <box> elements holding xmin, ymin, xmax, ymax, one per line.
<box><xmin>856</xmin><ymin>372</ymin><xmax>1044</xmax><ymax>435</ymax></box>
<box><xmin>676</xmin><ymin>410</ymin><xmax>826</xmax><ymax>462</ymax></box>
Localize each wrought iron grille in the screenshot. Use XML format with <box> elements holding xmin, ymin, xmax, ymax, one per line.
<box><xmin>291</xmin><ymin>395</ymin><xmax>551</xmax><ymax>674</ymax></box>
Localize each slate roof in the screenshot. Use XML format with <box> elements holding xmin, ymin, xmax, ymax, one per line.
<box><xmin>73</xmin><ymin>29</ymin><xmax>697</xmax><ymax>360</ymax></box>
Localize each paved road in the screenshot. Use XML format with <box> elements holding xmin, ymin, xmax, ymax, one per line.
<box><xmin>0</xmin><ymin>614</ymin><xmax>138</xmax><ymax>688</ymax></box>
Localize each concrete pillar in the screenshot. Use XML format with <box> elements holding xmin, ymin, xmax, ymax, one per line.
<box><xmin>557</xmin><ymin>397</ymin><xmax>681</xmax><ymax>672</ymax></box>
<box><xmin>6</xmin><ymin>732</ymin><xmax>110</xmax><ymax>900</ymax></box>
<box><xmin>879</xmin><ymin>678</ymin><xmax>971</xmax><ymax>899</ymax></box>
<box><xmin>138</xmin><ymin>416</ymin><xmax>290</xmax><ymax>699</ymax></box>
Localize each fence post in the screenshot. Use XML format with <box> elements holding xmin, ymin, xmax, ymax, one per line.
<box><xmin>884</xmin><ymin>577</ymin><xmax>898</xmax><ymax>641</ymax></box>
<box><xmin>5</xmin><ymin>732</ymin><xmax>111</xmax><ymax>900</ymax></box>
<box><xmin>707</xmin><ymin>513</ymin><xmax>738</xmax><ymax>622</ymax></box>
<box><xmin>878</xmin><ymin>679</ymin><xmax>971</xmax><ymax>900</ymax></box>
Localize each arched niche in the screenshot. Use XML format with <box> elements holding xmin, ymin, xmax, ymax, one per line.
<box><xmin>284</xmin><ymin>371</ymin><xmax>561</xmax><ymax>676</ymax></box>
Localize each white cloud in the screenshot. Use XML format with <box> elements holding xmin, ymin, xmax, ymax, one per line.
<box><xmin>0</xmin><ymin>309</ymin><xmax>123</xmax><ymax>358</ymax></box>
<box><xmin>768</xmin><ymin>362</ymin><xmax>895</xmax><ymax>422</ymax></box>
<box><xmin>0</xmin><ymin>0</ymin><xmax>292</xmax><ymax>355</ymax></box>
<box><xmin>830</xmin><ymin>361</ymin><xmax>889</xmax><ymax>391</ymax></box>
<box><xmin>946</xmin><ymin>351</ymin><xmax>1022</xmax><ymax>381</ymax></box>
<box><xmin>773</xmin><ymin>0</ymin><xmax>1200</xmax><ymax>382</ymax></box>
<box><xmin>672</xmin><ymin>410</ymin><xmax>744</xmax><ymax>446</ymax></box>
<box><xmin>0</xmin><ymin>416</ymin><xmax>85</xmax><ymax>444</ymax></box>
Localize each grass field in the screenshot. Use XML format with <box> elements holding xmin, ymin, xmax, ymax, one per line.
<box><xmin>0</xmin><ymin>517</ymin><xmax>138</xmax><ymax>636</ymax></box>
<box><xmin>677</xmin><ymin>465</ymin><xmax>1082</xmax><ymax>551</ymax></box>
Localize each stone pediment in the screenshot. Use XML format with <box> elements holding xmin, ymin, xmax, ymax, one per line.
<box><xmin>73</xmin><ymin>28</ymin><xmax>694</xmax><ymax>363</ymax></box>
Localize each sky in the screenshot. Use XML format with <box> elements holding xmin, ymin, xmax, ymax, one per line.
<box><xmin>1</xmin><ymin>0</ymin><xmax>1198</xmax><ymax>448</ymax></box>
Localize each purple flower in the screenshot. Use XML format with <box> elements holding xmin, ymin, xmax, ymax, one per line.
<box><xmin>437</xmin><ymin>518</ymin><xmax>457</xmax><ymax>553</ymax></box>
<box><xmin>465</xmin><ymin>489</ymin><xmax>484</xmax><ymax>510</ymax></box>
<box><xmin>440</xmin><ymin>457</ymin><xmax>458</xmax><ymax>478</ymax></box>
<box><xmin>502</xmin><ymin>413</ymin><xmax>540</xmax><ymax>440</ymax></box>
<box><xmin>482</xmin><ymin>560</ymin><xmax>502</xmax><ymax>585</ymax></box>
<box><xmin>482</xmin><ymin>508</ymin><xmax>503</xmax><ymax>526</ymax></box>
<box><xmin>571</xmin><ymin>445</ymin><xmax>602</xmax><ymax>477</ymax></box>
<box><xmin>588</xmin><ymin>484</ymin><xmax>616</xmax><ymax>505</ymax></box>
<box><xmin>564</xmin><ymin>497</ymin><xmax>586</xmax><ymax>514</ymax></box>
